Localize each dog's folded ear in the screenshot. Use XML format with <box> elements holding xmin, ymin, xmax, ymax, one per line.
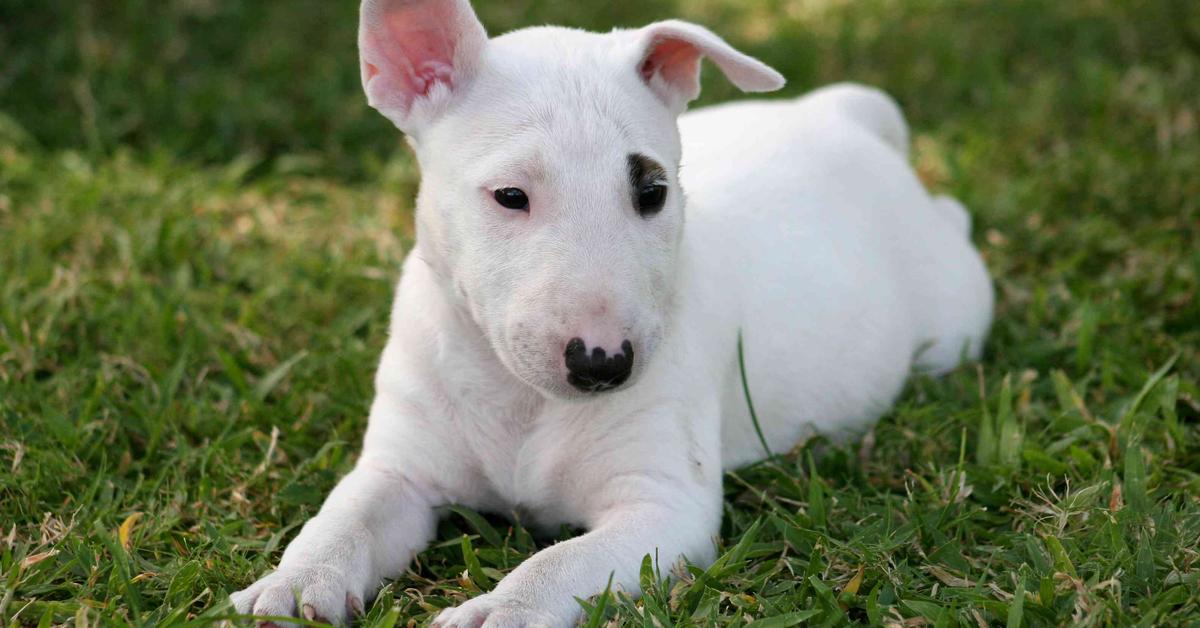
<box><xmin>634</xmin><ymin>20</ymin><xmax>785</xmax><ymax>114</ymax></box>
<box><xmin>359</xmin><ymin>0</ymin><xmax>488</xmax><ymax>135</ymax></box>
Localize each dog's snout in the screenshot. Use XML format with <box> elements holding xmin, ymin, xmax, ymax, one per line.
<box><xmin>564</xmin><ymin>338</ymin><xmax>634</xmax><ymax>392</ymax></box>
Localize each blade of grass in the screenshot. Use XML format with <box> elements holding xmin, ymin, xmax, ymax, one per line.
<box><xmin>738</xmin><ymin>329</ymin><xmax>773</xmax><ymax>458</ymax></box>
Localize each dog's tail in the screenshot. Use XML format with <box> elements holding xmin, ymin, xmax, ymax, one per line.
<box><xmin>815</xmin><ymin>82</ymin><xmax>910</xmax><ymax>158</ymax></box>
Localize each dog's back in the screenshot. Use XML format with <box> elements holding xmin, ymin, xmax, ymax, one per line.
<box><xmin>675</xmin><ymin>83</ymin><xmax>993</xmax><ymax>466</ymax></box>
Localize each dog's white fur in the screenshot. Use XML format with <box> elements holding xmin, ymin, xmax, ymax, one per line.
<box><xmin>230</xmin><ymin>0</ymin><xmax>993</xmax><ymax>624</ymax></box>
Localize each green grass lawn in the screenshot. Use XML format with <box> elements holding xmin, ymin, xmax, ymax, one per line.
<box><xmin>2</xmin><ymin>0</ymin><xmax>1199</xmax><ymax>625</ymax></box>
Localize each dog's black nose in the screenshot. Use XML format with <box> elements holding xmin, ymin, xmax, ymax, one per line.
<box><xmin>564</xmin><ymin>338</ymin><xmax>634</xmax><ymax>392</ymax></box>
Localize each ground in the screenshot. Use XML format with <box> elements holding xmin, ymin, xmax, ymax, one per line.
<box><xmin>1</xmin><ymin>0</ymin><xmax>1198</xmax><ymax>625</ymax></box>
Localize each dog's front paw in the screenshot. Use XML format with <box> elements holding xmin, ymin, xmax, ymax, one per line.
<box><xmin>433</xmin><ymin>593</ymin><xmax>561</xmax><ymax>628</ymax></box>
<box><xmin>230</xmin><ymin>565</ymin><xmax>365</xmax><ymax>626</ymax></box>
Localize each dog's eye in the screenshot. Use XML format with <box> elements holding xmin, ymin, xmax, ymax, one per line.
<box><xmin>637</xmin><ymin>184</ymin><xmax>667</xmax><ymax>216</ymax></box>
<box><xmin>494</xmin><ymin>187</ymin><xmax>529</xmax><ymax>211</ymax></box>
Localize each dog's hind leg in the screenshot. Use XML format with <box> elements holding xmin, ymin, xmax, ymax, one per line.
<box><xmin>805</xmin><ymin>82</ymin><xmax>911</xmax><ymax>157</ymax></box>
<box><xmin>931</xmin><ymin>194</ymin><xmax>973</xmax><ymax>236</ymax></box>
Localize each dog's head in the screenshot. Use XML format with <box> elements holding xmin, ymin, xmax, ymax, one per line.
<box><xmin>359</xmin><ymin>0</ymin><xmax>783</xmax><ymax>398</ymax></box>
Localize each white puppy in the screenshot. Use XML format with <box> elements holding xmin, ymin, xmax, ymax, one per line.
<box><xmin>231</xmin><ymin>0</ymin><xmax>993</xmax><ymax>624</ymax></box>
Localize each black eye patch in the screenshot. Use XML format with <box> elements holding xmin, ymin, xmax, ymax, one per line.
<box><xmin>628</xmin><ymin>153</ymin><xmax>668</xmax><ymax>217</ymax></box>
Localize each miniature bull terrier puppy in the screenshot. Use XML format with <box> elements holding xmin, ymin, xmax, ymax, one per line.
<box><xmin>230</xmin><ymin>0</ymin><xmax>994</xmax><ymax>624</ymax></box>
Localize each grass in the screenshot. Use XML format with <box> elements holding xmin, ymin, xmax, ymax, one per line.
<box><xmin>1</xmin><ymin>0</ymin><xmax>1199</xmax><ymax>625</ymax></box>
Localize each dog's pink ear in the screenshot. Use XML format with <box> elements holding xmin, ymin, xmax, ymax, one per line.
<box><xmin>635</xmin><ymin>20</ymin><xmax>784</xmax><ymax>113</ymax></box>
<box><xmin>359</xmin><ymin>0</ymin><xmax>487</xmax><ymax>134</ymax></box>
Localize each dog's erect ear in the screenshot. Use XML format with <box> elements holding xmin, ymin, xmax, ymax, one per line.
<box><xmin>634</xmin><ymin>20</ymin><xmax>784</xmax><ymax>114</ymax></box>
<box><xmin>359</xmin><ymin>0</ymin><xmax>487</xmax><ymax>134</ymax></box>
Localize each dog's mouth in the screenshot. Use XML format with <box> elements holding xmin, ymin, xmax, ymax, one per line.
<box><xmin>566</xmin><ymin>375</ymin><xmax>627</xmax><ymax>393</ymax></box>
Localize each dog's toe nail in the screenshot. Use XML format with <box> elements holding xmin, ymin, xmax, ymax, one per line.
<box><xmin>347</xmin><ymin>592</ymin><xmax>365</xmax><ymax>617</ymax></box>
<box><xmin>302</xmin><ymin>603</ymin><xmax>317</xmax><ymax>621</ymax></box>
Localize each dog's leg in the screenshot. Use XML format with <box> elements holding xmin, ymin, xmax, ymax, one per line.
<box><xmin>434</xmin><ymin>499</ymin><xmax>718</xmax><ymax>627</ymax></box>
<box><xmin>230</xmin><ymin>459</ymin><xmax>437</xmax><ymax>624</ymax></box>
<box><xmin>432</xmin><ymin>385</ymin><xmax>723</xmax><ymax>628</ymax></box>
